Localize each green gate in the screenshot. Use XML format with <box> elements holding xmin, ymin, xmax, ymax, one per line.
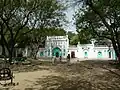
<box><xmin>52</xmin><ymin>47</ymin><xmax>61</xmax><ymax>57</ymax></box>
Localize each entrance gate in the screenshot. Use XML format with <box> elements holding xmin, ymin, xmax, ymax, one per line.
<box><xmin>52</xmin><ymin>47</ymin><xmax>61</xmax><ymax>57</ymax></box>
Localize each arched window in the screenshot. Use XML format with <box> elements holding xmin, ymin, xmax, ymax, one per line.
<box><xmin>97</xmin><ymin>51</ymin><xmax>102</xmax><ymax>58</ymax></box>
<box><xmin>84</xmin><ymin>52</ymin><xmax>88</xmax><ymax>58</ymax></box>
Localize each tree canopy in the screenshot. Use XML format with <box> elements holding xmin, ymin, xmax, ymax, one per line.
<box><xmin>0</xmin><ymin>0</ymin><xmax>67</xmax><ymax>62</ymax></box>
<box><xmin>74</xmin><ymin>0</ymin><xmax>120</xmax><ymax>60</ymax></box>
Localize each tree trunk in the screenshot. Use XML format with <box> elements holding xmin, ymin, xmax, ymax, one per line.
<box><xmin>34</xmin><ymin>50</ymin><xmax>38</xmax><ymax>59</ymax></box>
<box><xmin>111</xmin><ymin>39</ymin><xmax>120</xmax><ymax>62</ymax></box>
<box><xmin>1</xmin><ymin>43</ymin><xmax>6</xmax><ymax>57</ymax></box>
<box><xmin>88</xmin><ymin>3</ymin><xmax>120</xmax><ymax>62</ymax></box>
<box><xmin>9</xmin><ymin>38</ymin><xmax>15</xmax><ymax>64</ymax></box>
<box><xmin>1</xmin><ymin>36</ymin><xmax>6</xmax><ymax>57</ymax></box>
<box><xmin>34</xmin><ymin>46</ymin><xmax>40</xmax><ymax>60</ymax></box>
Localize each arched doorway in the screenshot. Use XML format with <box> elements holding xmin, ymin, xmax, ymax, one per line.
<box><xmin>52</xmin><ymin>47</ymin><xmax>61</xmax><ymax>57</ymax></box>
<box><xmin>71</xmin><ymin>51</ymin><xmax>75</xmax><ymax>58</ymax></box>
<box><xmin>97</xmin><ymin>51</ymin><xmax>102</xmax><ymax>58</ymax></box>
<box><xmin>84</xmin><ymin>52</ymin><xmax>88</xmax><ymax>58</ymax></box>
<box><xmin>40</xmin><ymin>52</ymin><xmax>44</xmax><ymax>56</ymax></box>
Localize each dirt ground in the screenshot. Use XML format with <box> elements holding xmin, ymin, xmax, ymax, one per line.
<box><xmin>0</xmin><ymin>59</ymin><xmax>120</xmax><ymax>90</ymax></box>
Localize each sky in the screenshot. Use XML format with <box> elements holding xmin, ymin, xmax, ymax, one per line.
<box><xmin>64</xmin><ymin>7</ymin><xmax>76</xmax><ymax>33</ymax></box>
<box><xmin>62</xmin><ymin>0</ymin><xmax>80</xmax><ymax>34</ymax></box>
<box><xmin>58</xmin><ymin>0</ymin><xmax>79</xmax><ymax>33</ymax></box>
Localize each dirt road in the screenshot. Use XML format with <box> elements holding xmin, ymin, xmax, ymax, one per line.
<box><xmin>0</xmin><ymin>60</ymin><xmax>120</xmax><ymax>90</ymax></box>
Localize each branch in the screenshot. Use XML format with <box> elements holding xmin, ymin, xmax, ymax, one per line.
<box><xmin>0</xmin><ymin>15</ymin><xmax>13</xmax><ymax>38</ymax></box>
<box><xmin>15</xmin><ymin>18</ymin><xmax>38</xmax><ymax>42</ymax></box>
<box><xmin>2</xmin><ymin>7</ymin><xmax>20</xmax><ymax>35</ymax></box>
<box><xmin>89</xmin><ymin>21</ymin><xmax>112</xmax><ymax>40</ymax></box>
<box><xmin>0</xmin><ymin>24</ymin><xmax>11</xmax><ymax>54</ymax></box>
<box><xmin>87</xmin><ymin>1</ymin><xmax>113</xmax><ymax>34</ymax></box>
<box><xmin>14</xmin><ymin>4</ymin><xmax>40</xmax><ymax>41</ymax></box>
<box><xmin>13</xmin><ymin>11</ymin><xmax>31</xmax><ymax>41</ymax></box>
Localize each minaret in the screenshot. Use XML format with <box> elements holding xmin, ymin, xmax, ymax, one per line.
<box><xmin>91</xmin><ymin>39</ymin><xmax>96</xmax><ymax>47</ymax></box>
<box><xmin>77</xmin><ymin>42</ymin><xmax>80</xmax><ymax>47</ymax></box>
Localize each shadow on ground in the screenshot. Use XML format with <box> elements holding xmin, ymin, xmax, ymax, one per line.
<box><xmin>33</xmin><ymin>74</ymin><xmax>120</xmax><ymax>90</ymax></box>
<box><xmin>1</xmin><ymin>60</ymin><xmax>120</xmax><ymax>90</ymax></box>
<box><xmin>34</xmin><ymin>76</ymin><xmax>93</xmax><ymax>90</ymax></box>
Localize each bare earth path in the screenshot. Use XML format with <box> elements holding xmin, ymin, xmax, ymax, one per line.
<box><xmin>13</xmin><ymin>70</ymin><xmax>60</xmax><ymax>90</ymax></box>
<box><xmin>0</xmin><ymin>60</ymin><xmax>120</xmax><ymax>90</ymax></box>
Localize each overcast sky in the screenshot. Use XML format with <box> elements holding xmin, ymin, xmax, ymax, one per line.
<box><xmin>62</xmin><ymin>0</ymin><xmax>80</xmax><ymax>33</ymax></box>
<box><xmin>65</xmin><ymin>7</ymin><xmax>76</xmax><ymax>33</ymax></box>
<box><xmin>59</xmin><ymin>0</ymin><xmax>79</xmax><ymax>33</ymax></box>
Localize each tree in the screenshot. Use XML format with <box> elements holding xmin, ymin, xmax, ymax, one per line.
<box><xmin>0</xmin><ymin>0</ymin><xmax>37</xmax><ymax>63</ymax></box>
<box><xmin>74</xmin><ymin>0</ymin><xmax>120</xmax><ymax>61</ymax></box>
<box><xmin>67</xmin><ymin>30</ymin><xmax>91</xmax><ymax>45</ymax></box>
<box><xmin>0</xmin><ymin>0</ymin><xmax>66</xmax><ymax>63</ymax></box>
<box><xmin>70</xmin><ymin>35</ymin><xmax>79</xmax><ymax>45</ymax></box>
<box><xmin>67</xmin><ymin>31</ymin><xmax>78</xmax><ymax>45</ymax></box>
<box><xmin>30</xmin><ymin>27</ymin><xmax>66</xmax><ymax>59</ymax></box>
<box><xmin>18</xmin><ymin>27</ymin><xmax>66</xmax><ymax>59</ymax></box>
<box><xmin>77</xmin><ymin>28</ymin><xmax>93</xmax><ymax>44</ymax></box>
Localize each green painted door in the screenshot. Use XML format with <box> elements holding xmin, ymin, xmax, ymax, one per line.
<box><xmin>97</xmin><ymin>51</ymin><xmax>102</xmax><ymax>58</ymax></box>
<box><xmin>84</xmin><ymin>52</ymin><xmax>88</xmax><ymax>57</ymax></box>
<box><xmin>52</xmin><ymin>47</ymin><xmax>61</xmax><ymax>57</ymax></box>
<box><xmin>40</xmin><ymin>52</ymin><xmax>44</xmax><ymax>56</ymax></box>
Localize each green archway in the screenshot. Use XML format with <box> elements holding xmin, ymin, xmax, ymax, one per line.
<box><xmin>97</xmin><ymin>51</ymin><xmax>102</xmax><ymax>58</ymax></box>
<box><xmin>52</xmin><ymin>47</ymin><xmax>61</xmax><ymax>57</ymax></box>
<box><xmin>84</xmin><ymin>52</ymin><xmax>88</xmax><ymax>57</ymax></box>
<box><xmin>40</xmin><ymin>52</ymin><xmax>44</xmax><ymax>56</ymax></box>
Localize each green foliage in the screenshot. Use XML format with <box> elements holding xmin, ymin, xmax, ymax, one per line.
<box><xmin>16</xmin><ymin>27</ymin><xmax>66</xmax><ymax>48</ymax></box>
<box><xmin>67</xmin><ymin>31</ymin><xmax>76</xmax><ymax>40</ymax></box>
<box><xmin>77</xmin><ymin>29</ymin><xmax>93</xmax><ymax>44</ymax></box>
<box><xmin>70</xmin><ymin>35</ymin><xmax>79</xmax><ymax>45</ymax></box>
<box><xmin>67</xmin><ymin>31</ymin><xmax>78</xmax><ymax>45</ymax></box>
<box><xmin>74</xmin><ymin>0</ymin><xmax>120</xmax><ymax>58</ymax></box>
<box><xmin>67</xmin><ymin>30</ymin><xmax>92</xmax><ymax>45</ymax></box>
<box><xmin>0</xmin><ymin>0</ymin><xmax>67</xmax><ymax>61</ymax></box>
<box><xmin>0</xmin><ymin>0</ymin><xmax>66</xmax><ymax>43</ymax></box>
<box><xmin>74</xmin><ymin>0</ymin><xmax>120</xmax><ymax>40</ymax></box>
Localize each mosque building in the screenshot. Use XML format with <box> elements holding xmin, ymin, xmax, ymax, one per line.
<box><xmin>37</xmin><ymin>35</ymin><xmax>116</xmax><ymax>60</ymax></box>
<box><xmin>38</xmin><ymin>35</ymin><xmax>69</xmax><ymax>58</ymax></box>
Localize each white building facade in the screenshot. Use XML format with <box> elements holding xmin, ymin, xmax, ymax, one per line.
<box><xmin>37</xmin><ymin>35</ymin><xmax>116</xmax><ymax>60</ymax></box>
<box><xmin>70</xmin><ymin>42</ymin><xmax>116</xmax><ymax>60</ymax></box>
<box><xmin>37</xmin><ymin>35</ymin><xmax>69</xmax><ymax>58</ymax></box>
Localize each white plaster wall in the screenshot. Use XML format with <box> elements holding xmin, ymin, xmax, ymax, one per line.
<box><xmin>76</xmin><ymin>44</ymin><xmax>116</xmax><ymax>60</ymax></box>
<box><xmin>77</xmin><ymin>44</ymin><xmax>95</xmax><ymax>59</ymax></box>
<box><xmin>88</xmin><ymin>48</ymin><xmax>96</xmax><ymax>59</ymax></box>
<box><xmin>77</xmin><ymin>47</ymin><xmax>84</xmax><ymax>58</ymax></box>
